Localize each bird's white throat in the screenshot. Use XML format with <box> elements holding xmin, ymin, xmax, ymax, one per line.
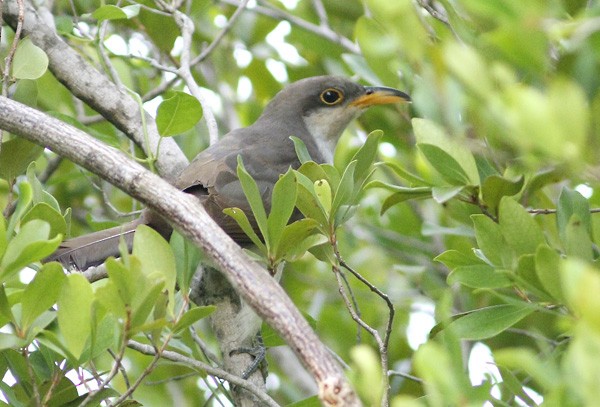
<box><xmin>302</xmin><ymin>107</ymin><xmax>362</xmax><ymax>163</ymax></box>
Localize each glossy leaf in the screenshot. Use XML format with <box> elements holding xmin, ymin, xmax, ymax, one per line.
<box><xmin>498</xmin><ymin>197</ymin><xmax>545</xmax><ymax>256</ymax></box>
<box><xmin>447</xmin><ymin>264</ymin><xmax>512</xmax><ymax>289</ymax></box>
<box><xmin>471</xmin><ymin>214</ymin><xmax>512</xmax><ymax>268</ymax></box>
<box><xmin>481</xmin><ymin>175</ymin><xmax>524</xmax><ymax>216</ymax></box>
<box><xmin>57</xmin><ymin>274</ymin><xmax>93</xmax><ymax>360</ymax></box>
<box><xmin>172</xmin><ymin>306</ymin><xmax>216</xmax><ymax>334</ymax></box>
<box><xmin>557</xmin><ymin>188</ymin><xmax>591</xmax><ymax>247</ymax></box>
<box><xmin>267</xmin><ymin>169</ymin><xmax>297</xmax><ymax>250</ymax></box>
<box><xmin>446</xmin><ymin>304</ymin><xmax>535</xmax><ymax>340</ymax></box>
<box><xmin>12</xmin><ymin>38</ymin><xmax>49</xmax><ymax>80</ymax></box>
<box><xmin>0</xmin><ymin>138</ymin><xmax>44</xmax><ymax>182</ymax></box>
<box><xmin>413</xmin><ymin>118</ymin><xmax>480</xmax><ymax>186</ymax></box>
<box><xmin>133</xmin><ymin>225</ymin><xmax>177</xmax><ymax>305</ymax></box>
<box><xmin>0</xmin><ymin>220</ymin><xmax>62</xmax><ymax>281</ymax></box>
<box><xmin>290</xmin><ymin>136</ymin><xmax>313</xmax><ymax>164</ymax></box>
<box><xmin>21</xmin><ymin>263</ymin><xmax>66</xmax><ymax>331</ymax></box>
<box><xmin>156</xmin><ymin>91</ymin><xmax>203</xmax><ymax>136</ymax></box>
<box><xmin>352</xmin><ymin>130</ymin><xmax>383</xmax><ymax>185</ymax></box>
<box><xmin>91</xmin><ymin>4</ymin><xmax>141</xmax><ymax>20</ymax></box>
<box><xmin>223</xmin><ymin>207</ymin><xmax>266</xmax><ymax>251</ymax></box>
<box><xmin>535</xmin><ymin>245</ymin><xmax>564</xmax><ymax>303</ymax></box>
<box><xmin>21</xmin><ymin>203</ymin><xmax>67</xmax><ymax>239</ymax></box>
<box><xmin>236</xmin><ymin>156</ymin><xmax>269</xmax><ymax>242</ymax></box>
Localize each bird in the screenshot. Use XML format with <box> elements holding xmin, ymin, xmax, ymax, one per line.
<box><xmin>46</xmin><ymin>76</ymin><xmax>410</xmax><ymax>270</ymax></box>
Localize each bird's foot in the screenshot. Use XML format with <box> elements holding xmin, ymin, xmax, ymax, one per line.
<box><xmin>230</xmin><ymin>335</ymin><xmax>267</xmax><ymax>379</ymax></box>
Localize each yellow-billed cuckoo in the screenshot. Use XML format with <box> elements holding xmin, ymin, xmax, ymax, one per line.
<box><xmin>46</xmin><ymin>76</ymin><xmax>410</xmax><ymax>269</ymax></box>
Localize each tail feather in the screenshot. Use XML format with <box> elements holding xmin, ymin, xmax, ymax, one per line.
<box><xmin>45</xmin><ymin>219</ymin><xmax>143</xmax><ymax>270</ymax></box>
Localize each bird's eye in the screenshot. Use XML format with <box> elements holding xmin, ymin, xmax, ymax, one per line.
<box><xmin>320</xmin><ymin>88</ymin><xmax>344</xmax><ymax>105</ymax></box>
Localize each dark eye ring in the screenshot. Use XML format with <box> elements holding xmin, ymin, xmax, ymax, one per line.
<box><xmin>320</xmin><ymin>88</ymin><xmax>344</xmax><ymax>105</ymax></box>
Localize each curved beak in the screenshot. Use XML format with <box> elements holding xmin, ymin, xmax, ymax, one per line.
<box><xmin>350</xmin><ymin>86</ymin><xmax>411</xmax><ymax>108</ymax></box>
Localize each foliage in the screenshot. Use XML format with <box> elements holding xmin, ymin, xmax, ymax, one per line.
<box><xmin>2</xmin><ymin>0</ymin><xmax>600</xmax><ymax>406</ymax></box>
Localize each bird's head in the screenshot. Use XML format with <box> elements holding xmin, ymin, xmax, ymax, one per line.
<box><xmin>259</xmin><ymin>76</ymin><xmax>411</xmax><ymax>162</ymax></box>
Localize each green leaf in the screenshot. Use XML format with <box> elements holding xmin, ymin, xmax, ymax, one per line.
<box><xmin>367</xmin><ymin>181</ymin><xmax>431</xmax><ymax>214</ymax></box>
<box><xmin>267</xmin><ymin>170</ymin><xmax>297</xmax><ymax>251</ymax></box>
<box><xmin>431</xmin><ymin>185</ymin><xmax>464</xmax><ymax>203</ymax></box>
<box><xmin>223</xmin><ymin>208</ymin><xmax>266</xmax><ymax>251</ymax></box>
<box><xmin>494</xmin><ymin>348</ymin><xmax>558</xmax><ymax>391</ymax></box>
<box><xmin>236</xmin><ymin>156</ymin><xmax>269</xmax><ymax>242</ymax></box>
<box><xmin>285</xmin><ymin>395</ymin><xmax>321</xmax><ymax>407</ymax></box>
<box><xmin>294</xmin><ymin>171</ymin><xmax>329</xmax><ymax>228</ymax></box>
<box><xmin>0</xmin><ymin>217</ymin><xmax>6</xmax><ymax>259</ymax></box>
<box><xmin>446</xmin><ymin>304</ymin><xmax>535</xmax><ymax>340</ymax></box>
<box><xmin>91</xmin><ymin>5</ymin><xmax>140</xmax><ymax>21</ymax></box>
<box><xmin>350</xmin><ymin>345</ymin><xmax>384</xmax><ymax>405</ymax></box>
<box><xmin>11</xmin><ymin>38</ymin><xmax>49</xmax><ymax>80</ymax></box>
<box><xmin>471</xmin><ymin>214</ymin><xmax>513</xmax><ymax>267</ymax></box>
<box><xmin>383</xmin><ymin>161</ymin><xmax>431</xmax><ymax>186</ymax></box>
<box><xmin>447</xmin><ymin>264</ymin><xmax>512</xmax><ymax>289</ymax></box>
<box><xmin>417</xmin><ymin>144</ymin><xmax>470</xmax><ymax>186</ymax></box>
<box><xmin>129</xmin><ymin>280</ymin><xmax>165</xmax><ymax>331</ymax></box>
<box><xmin>481</xmin><ymin>175</ymin><xmax>524</xmax><ymax>216</ymax></box>
<box><xmin>156</xmin><ymin>91</ymin><xmax>203</xmax><ymax>136</ymax></box>
<box><xmin>434</xmin><ymin>249</ymin><xmax>483</xmax><ymax>270</ymax></box>
<box><xmin>13</xmin><ymin>79</ymin><xmax>38</xmax><ymax>106</ymax></box>
<box><xmin>132</xmin><ymin>225</ymin><xmax>177</xmax><ymax>307</ymax></box>
<box><xmin>57</xmin><ymin>274</ymin><xmax>93</xmax><ymax>360</ymax></box>
<box><xmin>331</xmin><ymin>161</ymin><xmax>357</xmax><ymax>218</ymax></box>
<box><xmin>351</xmin><ymin>130</ymin><xmax>383</xmax><ymax>185</ymax></box>
<box><xmin>1</xmin><ymin>220</ymin><xmax>62</xmax><ymax>281</ymax></box>
<box><xmin>21</xmin><ymin>263</ymin><xmax>66</xmax><ymax>331</ymax></box>
<box><xmin>290</xmin><ymin>136</ymin><xmax>313</xmax><ymax>164</ymax></box>
<box><xmin>6</xmin><ymin>181</ymin><xmax>33</xmax><ymax>237</ymax></box>
<box><xmin>276</xmin><ymin>219</ymin><xmax>322</xmax><ymax>261</ymax></box>
<box><xmin>413</xmin><ymin>118</ymin><xmax>479</xmax><ymax>185</ymax></box>
<box><xmin>535</xmin><ymin>245</ymin><xmax>564</xmax><ymax>303</ymax></box>
<box><xmin>314</xmin><ymin>179</ymin><xmax>332</xmax><ymax>215</ymax></box>
<box><xmin>26</xmin><ymin>162</ymin><xmax>61</xmax><ymax>211</ymax></box>
<box><xmin>564</xmin><ymin>214</ymin><xmax>594</xmax><ymax>261</ymax></box>
<box><xmin>172</xmin><ymin>306</ymin><xmax>216</xmax><ymax>334</ymax></box>
<box><xmin>0</xmin><ymin>138</ymin><xmax>44</xmax><ymax>182</ymax></box>
<box><xmin>557</xmin><ymin>188</ymin><xmax>592</xmax><ymax>248</ymax></box>
<box><xmin>498</xmin><ymin>197</ymin><xmax>545</xmax><ymax>256</ymax></box>
<box><xmin>21</xmin><ymin>203</ymin><xmax>67</xmax><ymax>239</ymax></box>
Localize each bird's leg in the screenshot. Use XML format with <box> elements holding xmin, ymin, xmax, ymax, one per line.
<box><xmin>190</xmin><ymin>265</ymin><xmax>267</xmax><ymax>405</ymax></box>
<box><xmin>229</xmin><ymin>332</ymin><xmax>268</xmax><ymax>379</ymax></box>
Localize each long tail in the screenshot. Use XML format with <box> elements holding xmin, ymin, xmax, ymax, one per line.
<box><xmin>45</xmin><ymin>218</ymin><xmax>145</xmax><ymax>270</ymax></box>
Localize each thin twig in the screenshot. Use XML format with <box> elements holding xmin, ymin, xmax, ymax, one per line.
<box><xmin>108</xmin><ymin>348</ymin><xmax>132</xmax><ymax>391</ymax></box>
<box><xmin>79</xmin><ymin>310</ymin><xmax>131</xmax><ymax>407</ymax></box>
<box><xmin>173</xmin><ymin>11</ymin><xmax>220</xmax><ymax>144</ymax></box>
<box><xmin>333</xmin><ymin>242</ymin><xmax>395</xmax><ymax>407</ymax></box>
<box><xmin>311</xmin><ymin>0</ymin><xmax>329</xmax><ymax>27</ymax></box>
<box><xmin>218</xmin><ymin>0</ymin><xmax>360</xmax><ymax>54</ymax></box>
<box><xmin>338</xmin><ymin>270</ymin><xmax>362</xmax><ymax>343</ymax></box>
<box><xmin>22</xmin><ymin>347</ymin><xmax>42</xmax><ymax>406</ymax></box>
<box><xmin>388</xmin><ymin>370</ymin><xmax>424</xmax><ymax>383</ymax></box>
<box><xmin>126</xmin><ymin>341</ymin><xmax>279</xmax><ymax>406</ymax></box>
<box><xmin>97</xmin><ymin>10</ymin><xmax>123</xmax><ymax>87</ymax></box>
<box><xmin>191</xmin><ymin>0</ymin><xmax>251</xmax><ymax>65</ymax></box>
<box><xmin>106</xmin><ymin>298</ymin><xmax>193</xmax><ymax>406</ymax></box>
<box><xmin>191</xmin><ymin>326</ymin><xmax>222</xmax><ymax>365</ymax></box>
<box><xmin>0</xmin><ymin>0</ymin><xmax>24</xmax><ymax>149</ymax></box>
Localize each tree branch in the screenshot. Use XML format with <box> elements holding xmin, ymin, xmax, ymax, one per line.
<box><xmin>0</xmin><ymin>96</ymin><xmax>361</xmax><ymax>407</ymax></box>
<box><xmin>3</xmin><ymin>1</ymin><xmax>188</xmax><ymax>182</ymax></box>
<box><xmin>218</xmin><ymin>0</ymin><xmax>360</xmax><ymax>54</ymax></box>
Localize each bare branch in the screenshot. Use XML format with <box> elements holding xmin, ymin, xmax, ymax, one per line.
<box><xmin>218</xmin><ymin>0</ymin><xmax>360</xmax><ymax>54</ymax></box>
<box><xmin>0</xmin><ymin>96</ymin><xmax>361</xmax><ymax>407</ymax></box>
<box><xmin>127</xmin><ymin>340</ymin><xmax>279</xmax><ymax>406</ymax></box>
<box><xmin>3</xmin><ymin>1</ymin><xmax>189</xmax><ymax>182</ymax></box>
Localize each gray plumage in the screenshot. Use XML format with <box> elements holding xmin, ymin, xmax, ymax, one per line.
<box><xmin>46</xmin><ymin>76</ymin><xmax>410</xmax><ymax>269</ymax></box>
